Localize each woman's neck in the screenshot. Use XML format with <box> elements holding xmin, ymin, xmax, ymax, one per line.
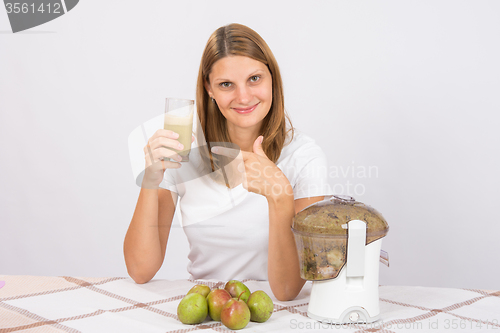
<box><xmin>227</xmin><ymin>123</ymin><xmax>260</xmax><ymax>152</ymax></box>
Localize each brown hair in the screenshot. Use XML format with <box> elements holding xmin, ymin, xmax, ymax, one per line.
<box><xmin>196</xmin><ymin>23</ymin><xmax>293</xmax><ymax>164</ymax></box>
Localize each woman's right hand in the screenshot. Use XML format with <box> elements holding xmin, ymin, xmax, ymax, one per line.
<box><xmin>142</xmin><ymin>129</ymin><xmax>184</xmax><ymax>188</ymax></box>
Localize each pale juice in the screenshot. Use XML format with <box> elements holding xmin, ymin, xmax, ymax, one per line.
<box><xmin>164</xmin><ymin>108</ymin><xmax>193</xmax><ymax>161</ymax></box>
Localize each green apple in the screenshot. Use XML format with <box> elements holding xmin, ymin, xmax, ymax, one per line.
<box><xmin>177</xmin><ymin>293</ymin><xmax>208</xmax><ymax>325</ymax></box>
<box><xmin>221</xmin><ymin>292</ymin><xmax>251</xmax><ymax>330</ymax></box>
<box><xmin>187</xmin><ymin>284</ymin><xmax>211</xmax><ymax>298</ymax></box>
<box><xmin>207</xmin><ymin>288</ymin><xmax>232</xmax><ymax>321</ymax></box>
<box><xmin>247</xmin><ymin>290</ymin><xmax>273</xmax><ymax>322</ymax></box>
<box><xmin>224</xmin><ymin>280</ymin><xmax>251</xmax><ymax>302</ymax></box>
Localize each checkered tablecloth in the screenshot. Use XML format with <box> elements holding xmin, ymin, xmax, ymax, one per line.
<box><xmin>0</xmin><ymin>275</ymin><xmax>499</xmax><ymax>332</ymax></box>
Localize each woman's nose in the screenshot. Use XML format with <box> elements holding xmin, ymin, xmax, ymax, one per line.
<box><xmin>235</xmin><ymin>85</ymin><xmax>252</xmax><ymax>104</ymax></box>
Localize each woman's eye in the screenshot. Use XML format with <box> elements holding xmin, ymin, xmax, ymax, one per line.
<box><xmin>220</xmin><ymin>82</ymin><xmax>231</xmax><ymax>88</ymax></box>
<box><xmin>250</xmin><ymin>75</ymin><xmax>260</xmax><ymax>82</ymax></box>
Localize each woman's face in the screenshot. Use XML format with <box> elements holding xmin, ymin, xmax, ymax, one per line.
<box><xmin>206</xmin><ymin>55</ymin><xmax>273</xmax><ymax>135</ymax></box>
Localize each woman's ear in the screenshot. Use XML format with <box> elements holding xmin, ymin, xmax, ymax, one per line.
<box><xmin>204</xmin><ymin>80</ymin><xmax>212</xmax><ymax>98</ymax></box>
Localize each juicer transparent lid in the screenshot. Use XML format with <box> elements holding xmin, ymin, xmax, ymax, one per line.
<box><xmin>292</xmin><ymin>195</ymin><xmax>389</xmax><ymax>244</ymax></box>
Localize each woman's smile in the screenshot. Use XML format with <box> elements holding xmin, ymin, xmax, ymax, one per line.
<box><xmin>232</xmin><ymin>102</ymin><xmax>260</xmax><ymax>114</ymax></box>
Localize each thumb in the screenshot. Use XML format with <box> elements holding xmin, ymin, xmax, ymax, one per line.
<box><xmin>252</xmin><ymin>136</ymin><xmax>266</xmax><ymax>157</ymax></box>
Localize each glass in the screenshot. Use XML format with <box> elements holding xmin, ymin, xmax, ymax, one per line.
<box><xmin>164</xmin><ymin>98</ymin><xmax>194</xmax><ymax>162</ymax></box>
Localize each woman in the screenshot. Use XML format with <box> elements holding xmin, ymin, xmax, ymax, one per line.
<box><xmin>124</xmin><ymin>23</ymin><xmax>331</xmax><ymax>301</ymax></box>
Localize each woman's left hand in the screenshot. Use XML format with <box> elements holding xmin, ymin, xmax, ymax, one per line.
<box><xmin>211</xmin><ymin>136</ymin><xmax>293</xmax><ymax>200</ymax></box>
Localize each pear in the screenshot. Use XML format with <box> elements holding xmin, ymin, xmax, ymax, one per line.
<box><xmin>207</xmin><ymin>288</ymin><xmax>232</xmax><ymax>321</ymax></box>
<box><xmin>187</xmin><ymin>284</ymin><xmax>211</xmax><ymax>298</ymax></box>
<box><xmin>221</xmin><ymin>291</ymin><xmax>251</xmax><ymax>330</ymax></box>
<box><xmin>177</xmin><ymin>293</ymin><xmax>208</xmax><ymax>325</ymax></box>
<box><xmin>224</xmin><ymin>280</ymin><xmax>251</xmax><ymax>302</ymax></box>
<box><xmin>247</xmin><ymin>290</ymin><xmax>273</xmax><ymax>322</ymax></box>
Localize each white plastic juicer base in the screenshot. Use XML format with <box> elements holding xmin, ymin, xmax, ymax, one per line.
<box><xmin>307</xmin><ymin>225</ymin><xmax>383</xmax><ymax>324</ymax></box>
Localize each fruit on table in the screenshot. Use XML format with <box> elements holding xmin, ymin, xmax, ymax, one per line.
<box><xmin>221</xmin><ymin>291</ymin><xmax>251</xmax><ymax>330</ymax></box>
<box><xmin>224</xmin><ymin>280</ymin><xmax>251</xmax><ymax>302</ymax></box>
<box><xmin>187</xmin><ymin>284</ymin><xmax>211</xmax><ymax>298</ymax></box>
<box><xmin>247</xmin><ymin>290</ymin><xmax>273</xmax><ymax>322</ymax></box>
<box><xmin>177</xmin><ymin>279</ymin><xmax>273</xmax><ymax>329</ymax></box>
<box><xmin>207</xmin><ymin>288</ymin><xmax>232</xmax><ymax>321</ymax></box>
<box><xmin>177</xmin><ymin>293</ymin><xmax>208</xmax><ymax>325</ymax></box>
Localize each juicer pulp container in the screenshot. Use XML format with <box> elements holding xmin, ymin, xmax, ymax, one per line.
<box><xmin>292</xmin><ymin>195</ymin><xmax>389</xmax><ymax>324</ymax></box>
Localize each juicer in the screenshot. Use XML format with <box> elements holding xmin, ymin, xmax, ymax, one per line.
<box><xmin>292</xmin><ymin>195</ymin><xmax>389</xmax><ymax>324</ymax></box>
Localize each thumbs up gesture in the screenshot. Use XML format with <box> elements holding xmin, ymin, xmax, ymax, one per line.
<box><xmin>211</xmin><ymin>136</ymin><xmax>293</xmax><ymax>200</ymax></box>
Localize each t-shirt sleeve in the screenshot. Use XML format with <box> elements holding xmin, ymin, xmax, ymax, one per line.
<box><xmin>291</xmin><ymin>144</ymin><xmax>332</xmax><ymax>200</ymax></box>
<box><xmin>159</xmin><ymin>168</ymin><xmax>178</xmax><ymax>193</ymax></box>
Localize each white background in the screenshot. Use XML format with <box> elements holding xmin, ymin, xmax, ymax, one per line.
<box><xmin>1</xmin><ymin>1</ymin><xmax>499</xmax><ymax>290</ymax></box>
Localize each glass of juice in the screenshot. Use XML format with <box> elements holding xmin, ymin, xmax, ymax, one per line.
<box><xmin>164</xmin><ymin>98</ymin><xmax>194</xmax><ymax>162</ymax></box>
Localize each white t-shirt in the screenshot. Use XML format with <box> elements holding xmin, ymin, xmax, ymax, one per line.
<box><xmin>160</xmin><ymin>130</ymin><xmax>331</xmax><ymax>280</ymax></box>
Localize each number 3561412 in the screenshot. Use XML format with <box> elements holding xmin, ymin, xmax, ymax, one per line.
<box><xmin>5</xmin><ymin>3</ymin><xmax>62</xmax><ymax>14</ymax></box>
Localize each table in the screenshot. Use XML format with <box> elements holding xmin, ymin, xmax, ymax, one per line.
<box><xmin>0</xmin><ymin>275</ymin><xmax>499</xmax><ymax>332</ymax></box>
